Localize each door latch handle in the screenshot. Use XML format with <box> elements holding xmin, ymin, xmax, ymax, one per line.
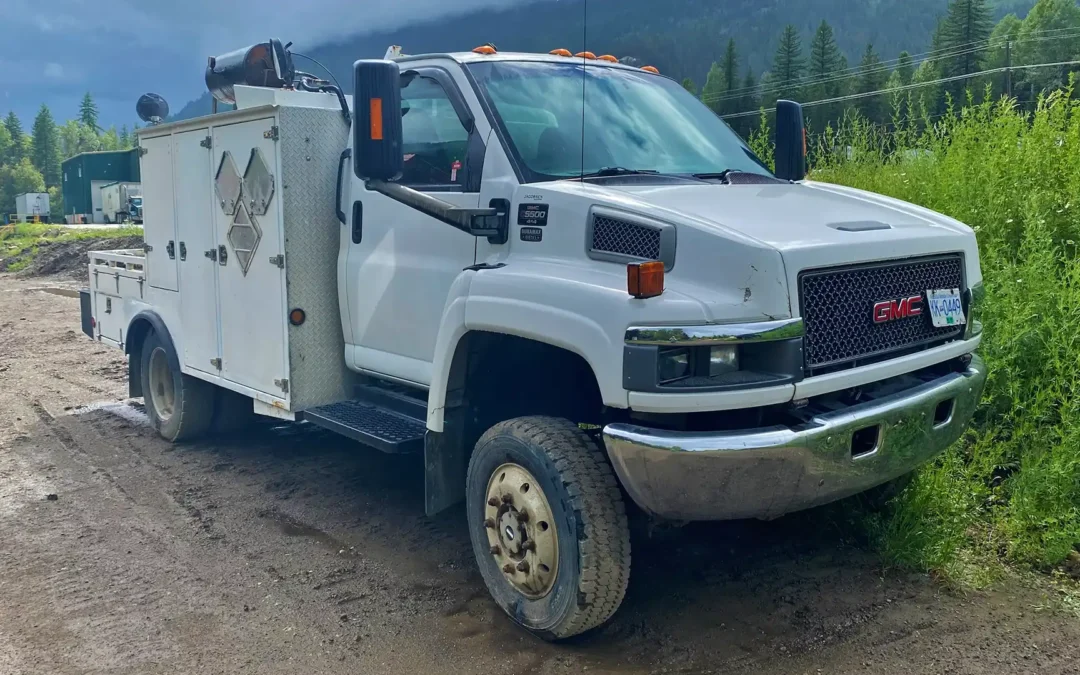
<box><xmin>166</xmin><ymin>240</ymin><xmax>176</xmax><ymax>259</ymax></box>
<box><xmin>218</xmin><ymin>245</ymin><xmax>228</xmax><ymax>266</ymax></box>
<box><xmin>204</xmin><ymin>249</ymin><xmax>217</xmax><ymax>262</ymax></box>
<box><xmin>179</xmin><ymin>242</ymin><xmax>187</xmax><ymax>261</ymax></box>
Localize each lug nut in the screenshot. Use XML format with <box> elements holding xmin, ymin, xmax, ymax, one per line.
<box><xmin>517</xmin><ymin>510</ymin><xmax>529</xmax><ymax>523</ymax></box>
<box><xmin>487</xmin><ymin>496</ymin><xmax>500</xmax><ymax>507</ymax></box>
<box><xmin>516</xmin><ymin>561</ymin><xmax>530</xmax><ymax>573</ymax></box>
<box><xmin>503</xmin><ymin>564</ymin><xmax>515</xmax><ymax>574</ymax></box>
<box><xmin>501</xmin><ymin>494</ymin><xmax>513</xmax><ymax>505</ymax></box>
<box><xmin>484</xmin><ymin>518</ymin><xmax>496</xmax><ymax>529</ymax></box>
<box><xmin>523</xmin><ymin>540</ymin><xmax>536</xmax><ymax>552</ymax></box>
<box><xmin>490</xmin><ymin>545</ymin><xmax>501</xmax><ymax>555</ymax></box>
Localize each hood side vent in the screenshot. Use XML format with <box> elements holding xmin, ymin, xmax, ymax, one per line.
<box><xmin>586</xmin><ymin>207</ymin><xmax>677</xmax><ymax>270</ymax></box>
<box><xmin>829</xmin><ymin>221</ymin><xmax>893</xmax><ymax>232</ymax></box>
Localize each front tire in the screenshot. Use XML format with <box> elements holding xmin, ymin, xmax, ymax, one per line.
<box><xmin>466</xmin><ymin>417</ymin><xmax>631</xmax><ymax>640</ymax></box>
<box><xmin>140</xmin><ymin>330</ymin><xmax>215</xmax><ymax>442</ymax></box>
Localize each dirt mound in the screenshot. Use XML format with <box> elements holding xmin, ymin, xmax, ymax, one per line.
<box><xmin>1</xmin><ymin>236</ymin><xmax>144</xmax><ymax>281</ymax></box>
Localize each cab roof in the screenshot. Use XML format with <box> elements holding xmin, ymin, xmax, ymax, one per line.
<box><xmin>394</xmin><ymin>50</ymin><xmax>659</xmax><ymax>75</ymax></box>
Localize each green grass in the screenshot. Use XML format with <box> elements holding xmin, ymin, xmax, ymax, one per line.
<box><xmin>0</xmin><ymin>222</ymin><xmax>142</xmax><ymax>271</ymax></box>
<box><xmin>783</xmin><ymin>85</ymin><xmax>1080</xmax><ymax>582</ymax></box>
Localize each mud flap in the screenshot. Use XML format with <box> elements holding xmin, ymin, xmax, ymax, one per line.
<box><xmin>424</xmin><ymin>423</ymin><xmax>467</xmax><ymax>517</ymax></box>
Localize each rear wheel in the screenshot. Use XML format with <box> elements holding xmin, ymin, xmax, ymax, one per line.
<box><xmin>466</xmin><ymin>417</ymin><xmax>631</xmax><ymax>640</ymax></box>
<box><xmin>140</xmin><ymin>330</ymin><xmax>215</xmax><ymax>442</ymax></box>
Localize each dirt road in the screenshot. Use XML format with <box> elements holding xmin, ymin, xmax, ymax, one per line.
<box><xmin>2</xmin><ymin>273</ymin><xmax>1078</xmax><ymax>675</ymax></box>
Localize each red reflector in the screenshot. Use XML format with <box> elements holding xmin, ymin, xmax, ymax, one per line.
<box><xmin>627</xmin><ymin>261</ymin><xmax>664</xmax><ymax>299</ymax></box>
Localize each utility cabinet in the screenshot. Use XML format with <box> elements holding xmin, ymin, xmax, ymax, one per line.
<box><xmin>136</xmin><ymin>94</ymin><xmax>354</xmax><ymax>411</ymax></box>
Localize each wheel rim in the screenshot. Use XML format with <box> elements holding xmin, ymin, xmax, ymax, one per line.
<box><xmin>147</xmin><ymin>347</ymin><xmax>175</xmax><ymax>423</ymax></box>
<box><xmin>484</xmin><ymin>463</ymin><xmax>559</xmax><ymax>599</ymax></box>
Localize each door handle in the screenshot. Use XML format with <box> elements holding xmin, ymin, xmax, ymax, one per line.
<box><xmin>351</xmin><ymin>200</ymin><xmax>363</xmax><ymax>244</ymax></box>
<box><xmin>205</xmin><ymin>249</ymin><xmax>217</xmax><ymax>262</ymax></box>
<box><xmin>179</xmin><ymin>242</ymin><xmax>187</xmax><ymax>261</ymax></box>
<box><xmin>218</xmin><ymin>245</ymin><xmax>228</xmax><ymax>266</ymax></box>
<box><xmin>166</xmin><ymin>240</ymin><xmax>176</xmax><ymax>259</ymax></box>
<box><xmin>336</xmin><ymin>149</ymin><xmax>351</xmax><ymax>225</ymax></box>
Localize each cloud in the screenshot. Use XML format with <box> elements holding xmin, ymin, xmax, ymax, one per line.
<box><xmin>2</xmin><ymin>0</ymin><xmax>553</xmax><ymax>128</ymax></box>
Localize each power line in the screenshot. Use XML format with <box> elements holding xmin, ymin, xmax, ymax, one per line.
<box><xmin>701</xmin><ymin>28</ymin><xmax>1080</xmax><ymax>106</ymax></box>
<box><xmin>719</xmin><ymin>60</ymin><xmax>1080</xmax><ymax>120</ymax></box>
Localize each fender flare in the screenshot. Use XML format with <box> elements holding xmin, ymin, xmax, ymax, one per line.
<box><xmin>125</xmin><ymin>310</ymin><xmax>181</xmax><ymax>397</ymax></box>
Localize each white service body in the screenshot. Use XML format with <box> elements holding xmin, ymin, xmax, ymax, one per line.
<box><xmin>15</xmin><ymin>192</ymin><xmax>50</xmax><ymax>220</ymax></box>
<box><xmin>99</xmin><ymin>182</ymin><xmax>141</xmax><ymax>223</ymax></box>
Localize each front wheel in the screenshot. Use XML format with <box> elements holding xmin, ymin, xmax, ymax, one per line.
<box><xmin>466</xmin><ymin>417</ymin><xmax>631</xmax><ymax>640</ymax></box>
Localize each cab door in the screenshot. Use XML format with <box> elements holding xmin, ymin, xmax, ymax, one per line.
<box><xmin>344</xmin><ymin>69</ymin><xmax>480</xmax><ymax>386</ymax></box>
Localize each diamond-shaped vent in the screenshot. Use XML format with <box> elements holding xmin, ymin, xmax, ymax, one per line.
<box><xmin>227</xmin><ymin>202</ymin><xmax>262</xmax><ymax>275</ymax></box>
<box><xmin>215</xmin><ymin>151</ymin><xmax>243</xmax><ymax>216</ymax></box>
<box><xmin>244</xmin><ymin>148</ymin><xmax>275</xmax><ymax>216</ymax></box>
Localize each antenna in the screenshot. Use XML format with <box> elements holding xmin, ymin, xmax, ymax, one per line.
<box><xmin>580</xmin><ymin>0</ymin><xmax>587</xmax><ymax>181</ymax></box>
<box><xmin>136</xmin><ymin>93</ymin><xmax>169</xmax><ymax>125</ymax></box>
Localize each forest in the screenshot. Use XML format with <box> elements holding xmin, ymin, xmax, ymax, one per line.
<box><xmin>0</xmin><ymin>94</ymin><xmax>136</xmax><ymax>219</ymax></box>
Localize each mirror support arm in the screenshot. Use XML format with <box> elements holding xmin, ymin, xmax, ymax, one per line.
<box><xmin>366</xmin><ymin>180</ymin><xmax>507</xmax><ymax>239</ymax></box>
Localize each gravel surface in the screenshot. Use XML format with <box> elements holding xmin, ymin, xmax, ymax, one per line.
<box><xmin>1</xmin><ymin>273</ymin><xmax>1079</xmax><ymax>674</ymax></box>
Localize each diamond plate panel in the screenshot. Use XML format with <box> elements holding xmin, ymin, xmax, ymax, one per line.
<box><xmin>591</xmin><ymin>216</ymin><xmax>661</xmax><ymax>260</ymax></box>
<box><xmin>226</xmin><ymin>202</ymin><xmax>262</xmax><ymax>275</ymax></box>
<box><xmin>215</xmin><ymin>151</ymin><xmax>243</xmax><ymax>216</ymax></box>
<box><xmin>244</xmin><ymin>147</ymin><xmax>275</xmax><ymax>216</ymax></box>
<box><xmin>277</xmin><ymin>106</ymin><xmax>358</xmax><ymax>410</ymax></box>
<box><xmin>800</xmin><ymin>256</ymin><xmax>965</xmax><ymax>370</ymax></box>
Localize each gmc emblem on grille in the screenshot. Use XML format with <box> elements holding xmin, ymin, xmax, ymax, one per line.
<box><xmin>873</xmin><ymin>295</ymin><xmax>923</xmax><ymax>323</ymax></box>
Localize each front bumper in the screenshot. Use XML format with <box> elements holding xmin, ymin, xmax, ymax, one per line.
<box><xmin>603</xmin><ymin>354</ymin><xmax>987</xmax><ymax>521</ymax></box>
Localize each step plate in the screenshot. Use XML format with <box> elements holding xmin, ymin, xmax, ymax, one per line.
<box><xmin>302</xmin><ymin>401</ymin><xmax>425</xmax><ymax>453</ymax></box>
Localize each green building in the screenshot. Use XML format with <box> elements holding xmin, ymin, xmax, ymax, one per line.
<box><xmin>61</xmin><ymin>149</ymin><xmax>141</xmax><ymax>223</ymax></box>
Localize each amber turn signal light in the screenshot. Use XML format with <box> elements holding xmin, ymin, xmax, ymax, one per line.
<box><xmin>289</xmin><ymin>308</ymin><xmax>306</xmax><ymax>326</ymax></box>
<box><xmin>627</xmin><ymin>261</ymin><xmax>664</xmax><ymax>299</ymax></box>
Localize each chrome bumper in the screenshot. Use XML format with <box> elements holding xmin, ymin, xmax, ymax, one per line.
<box><xmin>602</xmin><ymin>355</ymin><xmax>987</xmax><ymax>521</ymax></box>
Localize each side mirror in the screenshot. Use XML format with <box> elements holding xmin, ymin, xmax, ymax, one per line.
<box><xmin>353</xmin><ymin>59</ymin><xmax>403</xmax><ymax>181</ymax></box>
<box><xmin>774</xmin><ymin>100</ymin><xmax>806</xmax><ymax>182</ymax></box>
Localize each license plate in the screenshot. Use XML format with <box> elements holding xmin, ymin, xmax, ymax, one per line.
<box><xmin>926</xmin><ymin>288</ymin><xmax>966</xmax><ymax>328</ymax></box>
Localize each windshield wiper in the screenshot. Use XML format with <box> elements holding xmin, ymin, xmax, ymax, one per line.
<box><xmin>691</xmin><ymin>170</ymin><xmax>738</xmax><ymax>182</ymax></box>
<box><xmin>579</xmin><ymin>167</ymin><xmax>660</xmax><ymax>179</ymax></box>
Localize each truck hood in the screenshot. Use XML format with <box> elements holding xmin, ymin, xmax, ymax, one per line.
<box><xmin>604</xmin><ymin>181</ymin><xmax>976</xmax><ymax>264</ymax></box>
<box><xmin>531</xmin><ymin>179</ymin><xmax>981</xmax><ymax>320</ymax></box>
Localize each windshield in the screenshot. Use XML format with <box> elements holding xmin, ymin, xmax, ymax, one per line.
<box><xmin>467</xmin><ymin>60</ymin><xmax>771</xmax><ymax>183</ymax></box>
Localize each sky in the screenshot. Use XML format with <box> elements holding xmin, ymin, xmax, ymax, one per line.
<box><xmin>1</xmin><ymin>0</ymin><xmax>536</xmax><ymax>131</ymax></box>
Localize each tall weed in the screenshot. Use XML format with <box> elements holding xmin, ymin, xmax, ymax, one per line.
<box><xmin>805</xmin><ymin>85</ymin><xmax>1080</xmax><ymax>576</ymax></box>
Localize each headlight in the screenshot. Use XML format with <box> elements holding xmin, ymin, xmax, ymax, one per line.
<box><xmin>708</xmin><ymin>345</ymin><xmax>739</xmax><ymax>376</ymax></box>
<box><xmin>658</xmin><ymin>347</ymin><xmax>691</xmax><ymax>383</ymax></box>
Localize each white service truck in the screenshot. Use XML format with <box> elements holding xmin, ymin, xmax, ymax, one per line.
<box><xmin>81</xmin><ymin>41</ymin><xmax>987</xmax><ymax>640</ymax></box>
<box><xmin>100</xmin><ymin>181</ymin><xmax>143</xmax><ymax>224</ymax></box>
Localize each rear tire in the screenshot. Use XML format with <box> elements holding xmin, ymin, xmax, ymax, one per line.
<box><xmin>466</xmin><ymin>417</ymin><xmax>631</xmax><ymax>640</ymax></box>
<box><xmin>140</xmin><ymin>330</ymin><xmax>215</xmax><ymax>442</ymax></box>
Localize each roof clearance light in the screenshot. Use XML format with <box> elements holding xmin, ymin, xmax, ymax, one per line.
<box><xmin>641</xmin><ymin>66</ymin><xmax>660</xmax><ymax>74</ymax></box>
<box><xmin>473</xmin><ymin>45</ymin><xmax>497</xmax><ymax>55</ymax></box>
<box><xmin>550</xmin><ymin>49</ymin><xmax>573</xmax><ymax>57</ymax></box>
<box><xmin>627</xmin><ymin>261</ymin><xmax>665</xmax><ymax>299</ymax></box>
<box><xmin>575</xmin><ymin>51</ymin><xmax>597</xmax><ymax>60</ymax></box>
<box><xmin>597</xmin><ymin>55</ymin><xmax>618</xmax><ymax>62</ymax></box>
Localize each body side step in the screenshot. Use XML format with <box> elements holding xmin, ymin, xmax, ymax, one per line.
<box><xmin>301</xmin><ymin>400</ymin><xmax>426</xmax><ymax>454</ymax></box>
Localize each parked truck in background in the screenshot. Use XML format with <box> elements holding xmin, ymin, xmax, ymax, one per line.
<box><xmin>100</xmin><ymin>181</ymin><xmax>143</xmax><ymax>224</ymax></box>
<box><xmin>15</xmin><ymin>192</ymin><xmax>50</xmax><ymax>222</ymax></box>
<box><xmin>79</xmin><ymin>41</ymin><xmax>987</xmax><ymax>640</ymax></box>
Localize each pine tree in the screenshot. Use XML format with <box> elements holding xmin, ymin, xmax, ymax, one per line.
<box><xmin>770</xmin><ymin>24</ymin><xmax>806</xmax><ymax>103</ymax></box>
<box><xmin>31</xmin><ymin>104</ymin><xmax>62</xmax><ymax>187</ymax></box>
<box><xmin>79</xmin><ymin>92</ymin><xmax>100</xmax><ymax>133</ymax></box>
<box><xmin>4</xmin><ymin>112</ymin><xmax>25</xmax><ymax>163</ymax></box>
<box><xmin>718</xmin><ymin>39</ymin><xmax>740</xmax><ymax>114</ymax></box>
<box><xmin>118</xmin><ymin>125</ymin><xmax>131</xmax><ymax>149</ymax></box>
<box><xmin>681</xmin><ymin>78</ymin><xmax>698</xmax><ymax>96</ymax></box>
<box><xmin>807</xmin><ymin>20</ymin><xmax>845</xmax><ymax>128</ymax></box>
<box><xmin>732</xmin><ymin>67</ymin><xmax>760</xmax><ymax>137</ymax></box>
<box><xmin>1017</xmin><ymin>0</ymin><xmax>1080</xmax><ymax>93</ymax></box>
<box><xmin>988</xmin><ymin>14</ymin><xmax>1023</xmax><ymax>98</ymax></box>
<box><xmin>856</xmin><ymin>43</ymin><xmax>889</xmax><ymax>124</ymax></box>
<box><xmin>0</xmin><ymin>123</ymin><xmax>12</xmax><ymax>167</ymax></box>
<box><xmin>702</xmin><ymin>61</ymin><xmax>726</xmax><ymax>113</ymax></box>
<box><xmin>937</xmin><ymin>0</ymin><xmax>994</xmax><ymax>101</ymax></box>
<box><xmin>897</xmin><ymin>51</ymin><xmax>916</xmax><ymax>86</ymax></box>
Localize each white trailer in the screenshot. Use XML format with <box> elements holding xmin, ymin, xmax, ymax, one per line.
<box><xmin>81</xmin><ymin>41</ymin><xmax>987</xmax><ymax>640</ymax></box>
<box><xmin>100</xmin><ymin>181</ymin><xmax>142</xmax><ymax>224</ymax></box>
<box><xmin>15</xmin><ymin>192</ymin><xmax>50</xmax><ymax>221</ymax></box>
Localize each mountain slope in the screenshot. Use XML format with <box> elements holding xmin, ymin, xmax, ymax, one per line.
<box><xmin>174</xmin><ymin>0</ymin><xmax>1034</xmax><ymax>121</ymax></box>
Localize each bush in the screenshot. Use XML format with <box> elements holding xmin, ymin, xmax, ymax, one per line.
<box><xmin>804</xmin><ymin>86</ymin><xmax>1080</xmax><ymax>577</ymax></box>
